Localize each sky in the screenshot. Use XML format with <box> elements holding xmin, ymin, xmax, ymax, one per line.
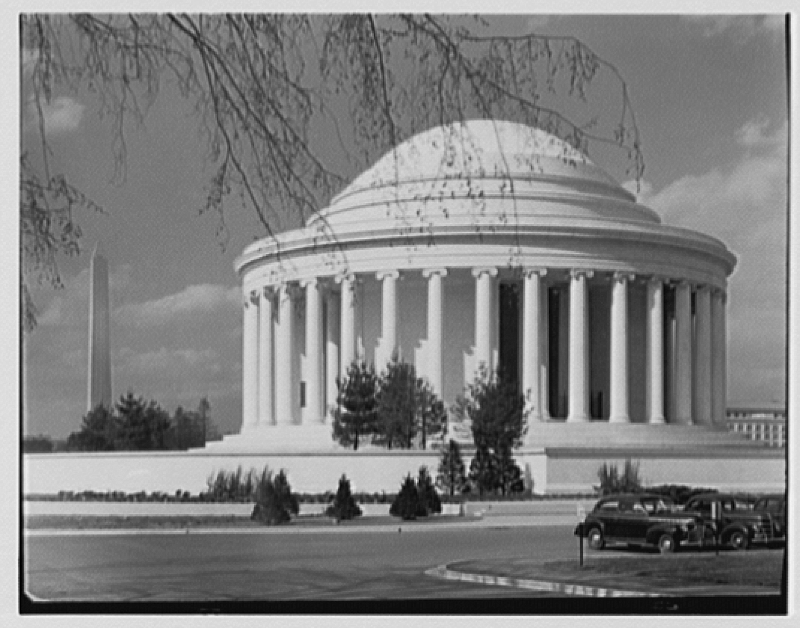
<box><xmin>14</xmin><ymin>10</ymin><xmax>790</xmax><ymax>439</ymax></box>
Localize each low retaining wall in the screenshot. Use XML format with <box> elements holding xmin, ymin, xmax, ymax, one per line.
<box><xmin>22</xmin><ymin>447</ymin><xmax>784</xmax><ymax>496</ymax></box>
<box><xmin>545</xmin><ymin>448</ymin><xmax>786</xmax><ymax>494</ymax></box>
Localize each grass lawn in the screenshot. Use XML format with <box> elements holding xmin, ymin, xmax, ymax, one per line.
<box><xmin>456</xmin><ymin>550</ymin><xmax>785</xmax><ymax>590</ymax></box>
<box><xmin>23</xmin><ymin>513</ymin><xmax>470</xmax><ymax>530</ymax></box>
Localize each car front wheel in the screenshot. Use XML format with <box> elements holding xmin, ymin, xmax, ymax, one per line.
<box><xmin>658</xmin><ymin>534</ymin><xmax>677</xmax><ymax>554</ymax></box>
<box><xmin>728</xmin><ymin>530</ymin><xmax>749</xmax><ymax>551</ymax></box>
<box><xmin>587</xmin><ymin>528</ymin><xmax>605</xmax><ymax>550</ymax></box>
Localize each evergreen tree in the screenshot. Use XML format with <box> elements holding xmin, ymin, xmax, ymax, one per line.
<box><xmin>375</xmin><ymin>359</ymin><xmax>418</xmax><ymax>449</ymax></box>
<box><xmin>416</xmin><ymin>382</ymin><xmax>447</xmax><ymax>450</ymax></box>
<box><xmin>325</xmin><ymin>474</ymin><xmax>363</xmax><ymax>521</ymax></box>
<box><xmin>114</xmin><ymin>392</ymin><xmax>172</xmax><ymax>450</ymax></box>
<box><xmin>389</xmin><ymin>474</ymin><xmax>420</xmax><ymax>520</ymax></box>
<box><xmin>251</xmin><ymin>469</ymin><xmax>299</xmax><ymax>525</ymax></box>
<box><xmin>465</xmin><ymin>369</ymin><xmax>527</xmax><ymax>495</ymax></box>
<box><xmin>332</xmin><ymin>362</ymin><xmax>379</xmax><ymax>450</ymax></box>
<box><xmin>468</xmin><ymin>445</ymin><xmax>499</xmax><ymax>497</ymax></box>
<box><xmin>66</xmin><ymin>404</ymin><xmax>117</xmax><ymax>451</ymax></box>
<box><xmin>437</xmin><ymin>439</ymin><xmax>467</xmax><ymax>497</ymax></box>
<box><xmin>416</xmin><ymin>466</ymin><xmax>442</xmax><ymax>517</ymax></box>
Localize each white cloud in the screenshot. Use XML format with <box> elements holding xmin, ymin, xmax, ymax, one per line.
<box><xmin>116</xmin><ymin>346</ymin><xmax>222</xmax><ymax>376</ymax></box>
<box><xmin>31</xmin><ymin>96</ymin><xmax>86</xmax><ymax>136</ymax></box>
<box><xmin>682</xmin><ymin>15</ymin><xmax>784</xmax><ymax>40</ymax></box>
<box><xmin>115</xmin><ymin>284</ymin><xmax>240</xmax><ymax>328</ymax></box>
<box><xmin>641</xmin><ymin>116</ymin><xmax>787</xmax><ymax>402</ymax></box>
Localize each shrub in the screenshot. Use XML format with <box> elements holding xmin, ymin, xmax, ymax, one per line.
<box><xmin>437</xmin><ymin>439</ymin><xmax>467</xmax><ymax>497</ymax></box>
<box><xmin>596</xmin><ymin>459</ymin><xmax>643</xmax><ymax>495</ymax></box>
<box><xmin>325</xmin><ymin>475</ymin><xmax>363</xmax><ymax>521</ymax></box>
<box><xmin>389</xmin><ymin>474</ymin><xmax>420</xmax><ymax>520</ymax></box>
<box><xmin>416</xmin><ymin>466</ymin><xmax>442</xmax><ymax>517</ymax></box>
<box><xmin>251</xmin><ymin>468</ymin><xmax>299</xmax><ymax>525</ymax></box>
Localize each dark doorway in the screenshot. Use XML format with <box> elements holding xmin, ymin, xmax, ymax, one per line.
<box><xmin>498</xmin><ymin>282</ymin><xmax>520</xmax><ymax>384</ymax></box>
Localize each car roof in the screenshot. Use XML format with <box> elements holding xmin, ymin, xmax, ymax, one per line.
<box><xmin>598</xmin><ymin>493</ymin><xmax>672</xmax><ymax>502</ymax></box>
<box><xmin>686</xmin><ymin>493</ymin><xmax>752</xmax><ymax>501</ymax></box>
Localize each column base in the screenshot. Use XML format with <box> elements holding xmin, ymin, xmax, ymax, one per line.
<box><xmin>566</xmin><ymin>414</ymin><xmax>590</xmax><ymax>423</ymax></box>
<box><xmin>608</xmin><ymin>415</ymin><xmax>631</xmax><ymax>424</ymax></box>
<box><xmin>648</xmin><ymin>415</ymin><xmax>666</xmax><ymax>425</ymax></box>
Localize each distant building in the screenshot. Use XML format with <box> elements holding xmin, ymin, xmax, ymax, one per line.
<box><xmin>727</xmin><ymin>405</ymin><xmax>786</xmax><ymax>448</ymax></box>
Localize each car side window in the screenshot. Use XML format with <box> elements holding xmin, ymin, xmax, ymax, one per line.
<box><xmin>631</xmin><ymin>503</ymin><xmax>647</xmax><ymax>514</ymax></box>
<box><xmin>597</xmin><ymin>500</ymin><xmax>618</xmax><ymax>512</ymax></box>
<box><xmin>691</xmin><ymin>500</ymin><xmax>710</xmax><ymax>513</ymax></box>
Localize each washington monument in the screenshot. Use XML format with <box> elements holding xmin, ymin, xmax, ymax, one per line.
<box><xmin>87</xmin><ymin>243</ymin><xmax>112</xmax><ymax>410</ymax></box>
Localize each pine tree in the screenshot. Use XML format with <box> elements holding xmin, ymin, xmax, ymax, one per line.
<box><xmin>325</xmin><ymin>474</ymin><xmax>363</xmax><ymax>521</ymax></box>
<box><xmin>416</xmin><ymin>466</ymin><xmax>442</xmax><ymax>517</ymax></box>
<box><xmin>468</xmin><ymin>445</ymin><xmax>499</xmax><ymax>497</ymax></box>
<box><xmin>66</xmin><ymin>404</ymin><xmax>117</xmax><ymax>451</ymax></box>
<box><xmin>251</xmin><ymin>469</ymin><xmax>299</xmax><ymax>525</ymax></box>
<box><xmin>416</xmin><ymin>381</ymin><xmax>447</xmax><ymax>450</ymax></box>
<box><xmin>375</xmin><ymin>359</ymin><xmax>418</xmax><ymax>449</ymax></box>
<box><xmin>437</xmin><ymin>439</ymin><xmax>467</xmax><ymax>497</ymax></box>
<box><xmin>332</xmin><ymin>362</ymin><xmax>378</xmax><ymax>450</ymax></box>
<box><xmin>389</xmin><ymin>474</ymin><xmax>420</xmax><ymax>520</ymax></box>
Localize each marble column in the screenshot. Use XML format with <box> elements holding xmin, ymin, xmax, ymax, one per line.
<box><xmin>694</xmin><ymin>286</ymin><xmax>713</xmax><ymax>425</ymax></box>
<box><xmin>522</xmin><ymin>268</ymin><xmax>546</xmax><ymax>420</ymax></box>
<box><xmin>473</xmin><ymin>267</ymin><xmax>498</xmax><ymax>375</ymax></box>
<box><xmin>609</xmin><ymin>273</ymin><xmax>633</xmax><ymax>423</ymax></box>
<box><xmin>646</xmin><ymin>277</ymin><xmax>665</xmax><ymax>424</ymax></box>
<box><xmin>423</xmin><ymin>268</ymin><xmax>447</xmax><ymax>396</ymax></box>
<box><xmin>325</xmin><ymin>287</ymin><xmax>340</xmax><ymax>416</ymax></box>
<box><xmin>275</xmin><ymin>283</ymin><xmax>295</xmax><ymax>425</ymax></box>
<box><xmin>377</xmin><ymin>270</ymin><xmax>399</xmax><ymax>367</ymax></box>
<box><xmin>711</xmin><ymin>290</ymin><xmax>728</xmax><ymax>425</ymax></box>
<box><xmin>257</xmin><ymin>287</ymin><xmax>274</xmax><ymax>427</ymax></box>
<box><xmin>338</xmin><ymin>274</ymin><xmax>356</xmax><ymax>374</ymax></box>
<box><xmin>303</xmin><ymin>278</ymin><xmax>324</xmax><ymax>424</ymax></box>
<box><xmin>242</xmin><ymin>290</ymin><xmax>259</xmax><ymax>432</ymax></box>
<box><xmin>539</xmin><ymin>281</ymin><xmax>551</xmax><ymax>419</ymax></box>
<box><xmin>567</xmin><ymin>270</ymin><xmax>593</xmax><ymax>422</ymax></box>
<box><xmin>674</xmin><ymin>281</ymin><xmax>693</xmax><ymax>425</ymax></box>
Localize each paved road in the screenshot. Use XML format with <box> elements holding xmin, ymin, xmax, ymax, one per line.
<box><xmin>24</xmin><ymin>525</ymin><xmax>578</xmax><ymax>603</ymax></box>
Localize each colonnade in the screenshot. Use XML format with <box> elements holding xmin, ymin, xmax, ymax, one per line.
<box><xmin>241</xmin><ymin>268</ymin><xmax>728</xmax><ymax>432</ymax></box>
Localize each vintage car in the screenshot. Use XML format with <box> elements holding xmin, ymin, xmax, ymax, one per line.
<box><xmin>752</xmin><ymin>494</ymin><xmax>786</xmax><ymax>541</ymax></box>
<box><xmin>683</xmin><ymin>493</ymin><xmax>777</xmax><ymax>549</ymax></box>
<box><xmin>575</xmin><ymin>493</ymin><xmax>706</xmax><ymax>554</ymax></box>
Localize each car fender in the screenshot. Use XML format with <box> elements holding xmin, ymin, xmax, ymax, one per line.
<box><xmin>645</xmin><ymin>523</ymin><xmax>680</xmax><ymax>545</ymax></box>
<box><xmin>721</xmin><ymin>522</ymin><xmax>750</xmax><ymax>542</ymax></box>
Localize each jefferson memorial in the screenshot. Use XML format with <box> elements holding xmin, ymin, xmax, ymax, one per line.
<box><xmin>211</xmin><ymin>119</ymin><xmax>745</xmax><ymax>455</ymax></box>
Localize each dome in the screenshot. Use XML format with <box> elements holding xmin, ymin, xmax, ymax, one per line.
<box><xmin>309</xmin><ymin>119</ymin><xmax>657</xmax><ymax>233</ymax></box>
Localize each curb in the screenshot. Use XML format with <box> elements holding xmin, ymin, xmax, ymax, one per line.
<box><xmin>424</xmin><ymin>564</ymin><xmax>661</xmax><ymax>597</ymax></box>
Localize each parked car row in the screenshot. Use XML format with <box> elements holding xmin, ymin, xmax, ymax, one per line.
<box><xmin>575</xmin><ymin>492</ymin><xmax>786</xmax><ymax>554</ymax></box>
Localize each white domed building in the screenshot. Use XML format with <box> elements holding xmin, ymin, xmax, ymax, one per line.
<box><xmin>203</xmin><ymin>120</ymin><xmax>782</xmax><ymax>493</ymax></box>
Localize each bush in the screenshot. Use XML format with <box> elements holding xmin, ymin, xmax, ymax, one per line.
<box><xmin>389</xmin><ymin>474</ymin><xmax>420</xmax><ymax>520</ymax></box>
<box><xmin>596</xmin><ymin>459</ymin><xmax>643</xmax><ymax>495</ymax></box>
<box><xmin>416</xmin><ymin>466</ymin><xmax>441</xmax><ymax>517</ymax></box>
<box><xmin>325</xmin><ymin>475</ymin><xmax>363</xmax><ymax>521</ymax></box>
<box><xmin>251</xmin><ymin>469</ymin><xmax>299</xmax><ymax>525</ymax></box>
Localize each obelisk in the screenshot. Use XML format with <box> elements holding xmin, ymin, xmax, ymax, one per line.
<box><xmin>87</xmin><ymin>243</ymin><xmax>112</xmax><ymax>411</ymax></box>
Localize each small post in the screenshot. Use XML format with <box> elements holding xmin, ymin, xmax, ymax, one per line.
<box><xmin>577</xmin><ymin>504</ymin><xmax>586</xmax><ymax>567</ymax></box>
<box><xmin>711</xmin><ymin>501</ymin><xmax>720</xmax><ymax>557</ymax></box>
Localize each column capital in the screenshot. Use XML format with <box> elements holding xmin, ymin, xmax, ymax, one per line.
<box><xmin>612</xmin><ymin>271</ymin><xmax>635</xmax><ymax>283</ymax></box>
<box><xmin>646</xmin><ymin>274</ymin><xmax>667</xmax><ymax>286</ymax></box>
<box><xmin>262</xmin><ymin>285</ymin><xmax>276</xmax><ymax>299</ymax></box>
<box><xmin>376</xmin><ymin>270</ymin><xmax>400</xmax><ymax>281</ymax></box>
<box><xmin>472</xmin><ymin>267</ymin><xmax>498</xmax><ymax>279</ymax></box>
<box><xmin>422</xmin><ymin>268</ymin><xmax>448</xmax><ymax>279</ymax></box>
<box><xmin>335</xmin><ymin>272</ymin><xmax>356</xmax><ymax>285</ymax></box>
<box><xmin>247</xmin><ymin>290</ymin><xmax>260</xmax><ymax>306</ymax></box>
<box><xmin>522</xmin><ymin>267</ymin><xmax>548</xmax><ymax>279</ymax></box>
<box><xmin>569</xmin><ymin>269</ymin><xmax>594</xmax><ymax>280</ymax></box>
<box><xmin>695</xmin><ymin>284</ymin><xmax>712</xmax><ymax>295</ymax></box>
<box><xmin>299</xmin><ymin>277</ymin><xmax>318</xmax><ymax>289</ymax></box>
